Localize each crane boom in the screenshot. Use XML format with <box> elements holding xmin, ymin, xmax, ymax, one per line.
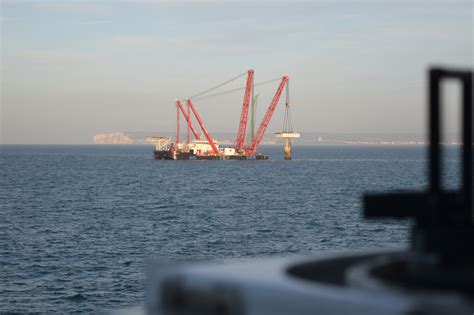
<box><xmin>187</xmin><ymin>101</ymin><xmax>191</xmax><ymax>143</ymax></box>
<box><xmin>186</xmin><ymin>99</ymin><xmax>220</xmax><ymax>156</ymax></box>
<box><xmin>235</xmin><ymin>69</ymin><xmax>254</xmax><ymax>151</ymax></box>
<box><xmin>176</xmin><ymin>100</ymin><xmax>201</xmax><ymax>141</ymax></box>
<box><xmin>248</xmin><ymin>76</ymin><xmax>289</xmax><ymax>156</ymax></box>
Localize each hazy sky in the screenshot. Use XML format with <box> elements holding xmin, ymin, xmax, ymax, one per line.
<box><xmin>1</xmin><ymin>1</ymin><xmax>472</xmax><ymax>144</ymax></box>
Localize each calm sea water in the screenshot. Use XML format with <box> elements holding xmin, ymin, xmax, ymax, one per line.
<box><xmin>0</xmin><ymin>145</ymin><xmax>461</xmax><ymax>313</ymax></box>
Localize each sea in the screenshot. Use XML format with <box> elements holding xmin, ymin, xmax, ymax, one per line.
<box><xmin>0</xmin><ymin>144</ymin><xmax>462</xmax><ymax>313</ymax></box>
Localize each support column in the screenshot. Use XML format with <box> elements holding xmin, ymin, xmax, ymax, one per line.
<box><xmin>275</xmin><ymin>132</ymin><xmax>299</xmax><ymax>160</ymax></box>
<box><xmin>284</xmin><ymin>138</ymin><xmax>292</xmax><ymax>160</ymax></box>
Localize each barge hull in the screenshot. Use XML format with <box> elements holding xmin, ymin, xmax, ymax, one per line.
<box><xmin>154</xmin><ymin>150</ymin><xmax>173</xmax><ymax>160</ymax></box>
<box><xmin>154</xmin><ymin>150</ymin><xmax>269</xmax><ymax>160</ymax></box>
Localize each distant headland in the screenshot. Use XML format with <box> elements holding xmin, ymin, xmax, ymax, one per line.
<box><xmin>92</xmin><ymin>132</ymin><xmax>133</xmax><ymax>145</ymax></box>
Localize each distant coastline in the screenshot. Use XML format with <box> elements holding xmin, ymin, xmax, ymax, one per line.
<box><xmin>92</xmin><ymin>131</ymin><xmax>461</xmax><ymax>146</ymax></box>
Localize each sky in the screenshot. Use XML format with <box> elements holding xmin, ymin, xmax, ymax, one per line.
<box><xmin>1</xmin><ymin>1</ymin><xmax>472</xmax><ymax>144</ymax></box>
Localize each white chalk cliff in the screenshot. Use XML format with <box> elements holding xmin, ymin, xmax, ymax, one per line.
<box><xmin>92</xmin><ymin>132</ymin><xmax>133</xmax><ymax>144</ymax></box>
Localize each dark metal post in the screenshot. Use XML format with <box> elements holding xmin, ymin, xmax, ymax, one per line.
<box><xmin>429</xmin><ymin>70</ymin><xmax>441</xmax><ymax>193</ymax></box>
<box><xmin>462</xmin><ymin>73</ymin><xmax>472</xmax><ymax>225</ymax></box>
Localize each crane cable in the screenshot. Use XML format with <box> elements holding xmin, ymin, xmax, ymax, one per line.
<box><xmin>283</xmin><ymin>106</ymin><xmax>294</xmax><ymax>132</ymax></box>
<box><xmin>283</xmin><ymin>81</ymin><xmax>293</xmax><ymax>132</ymax></box>
<box><xmin>191</xmin><ymin>77</ymin><xmax>282</xmax><ymax>101</ymax></box>
<box><xmin>187</xmin><ymin>71</ymin><xmax>247</xmax><ymax>100</ymax></box>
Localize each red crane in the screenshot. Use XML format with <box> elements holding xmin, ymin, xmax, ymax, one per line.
<box><xmin>176</xmin><ymin>100</ymin><xmax>201</xmax><ymax>141</ymax></box>
<box><xmin>235</xmin><ymin>69</ymin><xmax>254</xmax><ymax>151</ymax></box>
<box><xmin>248</xmin><ymin>76</ymin><xmax>289</xmax><ymax>156</ymax></box>
<box><xmin>186</xmin><ymin>99</ymin><xmax>220</xmax><ymax>156</ymax></box>
<box><xmin>173</xmin><ymin>70</ymin><xmax>289</xmax><ymax>159</ymax></box>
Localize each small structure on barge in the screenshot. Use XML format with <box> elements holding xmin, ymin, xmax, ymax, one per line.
<box><xmin>148</xmin><ymin>69</ymin><xmax>298</xmax><ymax>160</ymax></box>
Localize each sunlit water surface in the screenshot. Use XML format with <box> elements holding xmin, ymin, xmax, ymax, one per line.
<box><xmin>0</xmin><ymin>145</ymin><xmax>461</xmax><ymax>313</ymax></box>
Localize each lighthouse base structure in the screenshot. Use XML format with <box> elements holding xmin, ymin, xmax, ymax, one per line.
<box><xmin>275</xmin><ymin>132</ymin><xmax>300</xmax><ymax>160</ymax></box>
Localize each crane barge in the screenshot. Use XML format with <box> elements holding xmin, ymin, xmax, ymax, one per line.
<box><xmin>147</xmin><ymin>70</ymin><xmax>299</xmax><ymax>160</ymax></box>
